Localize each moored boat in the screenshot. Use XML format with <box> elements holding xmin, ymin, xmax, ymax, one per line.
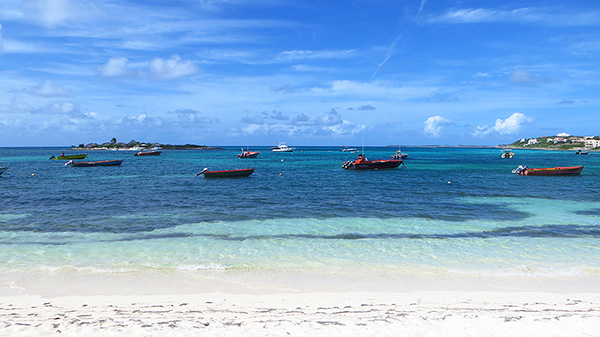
<box><xmin>340</xmin><ymin>146</ymin><xmax>358</xmax><ymax>153</ymax></box>
<box><xmin>271</xmin><ymin>142</ymin><xmax>294</xmax><ymax>152</ymax></box>
<box><xmin>134</xmin><ymin>150</ymin><xmax>161</xmax><ymax>156</ymax></box>
<box><xmin>501</xmin><ymin>150</ymin><xmax>514</xmax><ymax>159</ymax></box>
<box><xmin>238</xmin><ymin>148</ymin><xmax>260</xmax><ymax>158</ymax></box>
<box><xmin>512</xmin><ymin>165</ymin><xmax>583</xmax><ymax>176</ymax></box>
<box><xmin>342</xmin><ymin>154</ymin><xmax>403</xmax><ymax>170</ymax></box>
<box><xmin>391</xmin><ymin>149</ymin><xmax>408</xmax><ymax>160</ymax></box>
<box><xmin>50</xmin><ymin>153</ymin><xmax>87</xmax><ymax>160</ymax></box>
<box><xmin>196</xmin><ymin>168</ymin><xmax>255</xmax><ymax>178</ymax></box>
<box><xmin>575</xmin><ymin>150</ymin><xmax>589</xmax><ymax>155</ymax></box>
<box><xmin>0</xmin><ymin>167</ymin><xmax>7</xmax><ymax>175</ymax></box>
<box><xmin>68</xmin><ymin>159</ymin><xmax>123</xmax><ymax>167</ymax></box>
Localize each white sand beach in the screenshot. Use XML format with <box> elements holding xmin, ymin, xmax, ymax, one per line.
<box><xmin>2</xmin><ymin>271</ymin><xmax>600</xmax><ymax>336</ymax></box>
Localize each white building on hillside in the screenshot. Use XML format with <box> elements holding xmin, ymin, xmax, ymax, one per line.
<box><xmin>585</xmin><ymin>139</ymin><xmax>600</xmax><ymax>149</ymax></box>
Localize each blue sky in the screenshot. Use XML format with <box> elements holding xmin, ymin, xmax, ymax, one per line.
<box><xmin>1</xmin><ymin>0</ymin><xmax>599</xmax><ymax>146</ymax></box>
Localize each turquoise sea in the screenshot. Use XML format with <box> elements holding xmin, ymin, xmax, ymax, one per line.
<box><xmin>1</xmin><ymin>147</ymin><xmax>599</xmax><ymax>290</ymax></box>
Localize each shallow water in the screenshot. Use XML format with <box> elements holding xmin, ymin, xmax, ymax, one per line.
<box><xmin>1</xmin><ymin>147</ymin><xmax>599</xmax><ymax>281</ymax></box>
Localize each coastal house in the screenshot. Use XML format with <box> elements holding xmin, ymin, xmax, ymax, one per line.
<box><xmin>570</xmin><ymin>137</ymin><xmax>586</xmax><ymax>143</ymax></box>
<box><xmin>585</xmin><ymin>139</ymin><xmax>600</xmax><ymax>149</ymax></box>
<box><xmin>525</xmin><ymin>138</ymin><xmax>539</xmax><ymax>146</ymax></box>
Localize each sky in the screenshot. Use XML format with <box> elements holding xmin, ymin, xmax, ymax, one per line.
<box><xmin>0</xmin><ymin>0</ymin><xmax>599</xmax><ymax>147</ymax></box>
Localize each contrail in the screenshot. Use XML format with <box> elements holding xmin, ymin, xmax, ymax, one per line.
<box><xmin>417</xmin><ymin>0</ymin><xmax>427</xmax><ymax>17</ymax></box>
<box><xmin>370</xmin><ymin>1</ymin><xmax>427</xmax><ymax>81</ymax></box>
<box><xmin>370</xmin><ymin>34</ymin><xmax>402</xmax><ymax>81</ymax></box>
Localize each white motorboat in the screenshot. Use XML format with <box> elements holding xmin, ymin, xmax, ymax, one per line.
<box><xmin>271</xmin><ymin>142</ymin><xmax>294</xmax><ymax>152</ymax></box>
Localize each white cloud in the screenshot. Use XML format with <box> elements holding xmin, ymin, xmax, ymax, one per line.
<box><xmin>48</xmin><ymin>101</ymin><xmax>78</xmax><ymax>114</ymax></box>
<box><xmin>149</xmin><ymin>55</ymin><xmax>199</xmax><ymax>80</ymax></box>
<box><xmin>509</xmin><ymin>69</ymin><xmax>551</xmax><ymax>87</ymax></box>
<box><xmin>26</xmin><ymin>80</ymin><xmax>72</xmax><ymax>97</ymax></box>
<box><xmin>242</xmin><ymin>109</ymin><xmax>365</xmax><ymax>138</ymax></box>
<box><xmin>98</xmin><ymin>57</ymin><xmax>131</xmax><ymax>77</ymax></box>
<box><xmin>473</xmin><ymin>112</ymin><xmax>533</xmax><ymax>136</ymax></box>
<box><xmin>314</xmin><ymin>80</ymin><xmax>437</xmax><ymax>100</ymax></box>
<box><xmin>424</xmin><ymin>115</ymin><xmax>452</xmax><ymax>137</ymax></box>
<box><xmin>427</xmin><ymin>7</ymin><xmax>600</xmax><ymax>26</ymax></box>
<box><xmin>276</xmin><ymin>49</ymin><xmax>355</xmax><ymax>61</ymax></box>
<box><xmin>21</xmin><ymin>0</ymin><xmax>98</xmax><ymax>27</ymax></box>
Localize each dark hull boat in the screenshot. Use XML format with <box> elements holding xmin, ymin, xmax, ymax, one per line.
<box><xmin>197</xmin><ymin>168</ymin><xmax>255</xmax><ymax>178</ymax></box>
<box><xmin>342</xmin><ymin>154</ymin><xmax>403</xmax><ymax>170</ymax></box>
<box><xmin>512</xmin><ymin>165</ymin><xmax>583</xmax><ymax>176</ymax></box>
<box><xmin>134</xmin><ymin>150</ymin><xmax>161</xmax><ymax>156</ymax></box>
<box><xmin>0</xmin><ymin>167</ymin><xmax>7</xmax><ymax>175</ymax></box>
<box><xmin>68</xmin><ymin>160</ymin><xmax>123</xmax><ymax>167</ymax></box>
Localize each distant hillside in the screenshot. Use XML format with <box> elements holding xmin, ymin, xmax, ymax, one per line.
<box><xmin>502</xmin><ymin>135</ymin><xmax>599</xmax><ymax>150</ymax></box>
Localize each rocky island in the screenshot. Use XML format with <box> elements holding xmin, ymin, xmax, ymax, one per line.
<box><xmin>71</xmin><ymin>138</ymin><xmax>222</xmax><ymax>150</ymax></box>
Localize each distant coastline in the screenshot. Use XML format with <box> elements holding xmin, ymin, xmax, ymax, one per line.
<box><xmin>70</xmin><ymin>144</ymin><xmax>222</xmax><ymax>151</ymax></box>
<box><xmin>70</xmin><ymin>138</ymin><xmax>222</xmax><ymax>151</ymax></box>
<box><xmin>498</xmin><ymin>134</ymin><xmax>600</xmax><ymax>152</ymax></box>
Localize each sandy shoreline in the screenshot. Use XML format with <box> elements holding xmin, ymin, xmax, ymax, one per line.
<box><xmin>2</xmin><ymin>291</ymin><xmax>600</xmax><ymax>336</ymax></box>
<box><xmin>2</xmin><ymin>270</ymin><xmax>600</xmax><ymax>336</ymax></box>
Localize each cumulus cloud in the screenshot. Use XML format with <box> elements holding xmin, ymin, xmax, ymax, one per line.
<box><xmin>424</xmin><ymin>115</ymin><xmax>452</xmax><ymax>137</ymax></box>
<box><xmin>26</xmin><ymin>80</ymin><xmax>73</xmax><ymax>97</ymax></box>
<box><xmin>21</xmin><ymin>0</ymin><xmax>99</xmax><ymax>27</ymax></box>
<box><xmin>473</xmin><ymin>112</ymin><xmax>533</xmax><ymax>136</ymax></box>
<box><xmin>98</xmin><ymin>57</ymin><xmax>131</xmax><ymax>77</ymax></box>
<box><xmin>0</xmin><ymin>98</ymin><xmax>31</xmax><ymax>114</ymax></box>
<box><xmin>242</xmin><ymin>110</ymin><xmax>289</xmax><ymax>124</ymax></box>
<box><xmin>292</xmin><ymin>109</ymin><xmax>342</xmax><ymax>126</ymax></box>
<box><xmin>242</xmin><ymin>109</ymin><xmax>365</xmax><ymax>137</ymax></box>
<box><xmin>98</xmin><ymin>55</ymin><xmax>199</xmax><ymax>80</ymax></box>
<box><xmin>167</xmin><ymin>108</ymin><xmax>220</xmax><ymax>125</ymax></box>
<box><xmin>509</xmin><ymin>69</ymin><xmax>551</xmax><ymax>87</ymax></box>
<box><xmin>149</xmin><ymin>55</ymin><xmax>199</xmax><ymax>80</ymax></box>
<box><xmin>347</xmin><ymin>105</ymin><xmax>376</xmax><ymax>111</ymax></box>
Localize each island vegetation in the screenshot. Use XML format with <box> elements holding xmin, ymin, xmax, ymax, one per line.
<box><xmin>71</xmin><ymin>138</ymin><xmax>222</xmax><ymax>150</ymax></box>
<box><xmin>501</xmin><ymin>134</ymin><xmax>600</xmax><ymax>151</ymax></box>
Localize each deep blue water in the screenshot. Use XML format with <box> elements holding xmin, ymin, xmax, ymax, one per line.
<box><xmin>1</xmin><ymin>147</ymin><xmax>599</xmax><ymax>276</ymax></box>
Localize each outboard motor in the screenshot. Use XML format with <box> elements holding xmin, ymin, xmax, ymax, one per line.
<box><xmin>512</xmin><ymin>165</ymin><xmax>527</xmax><ymax>174</ymax></box>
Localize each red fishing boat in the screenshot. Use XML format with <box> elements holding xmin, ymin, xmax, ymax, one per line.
<box><xmin>134</xmin><ymin>150</ymin><xmax>161</xmax><ymax>156</ymax></box>
<box><xmin>238</xmin><ymin>148</ymin><xmax>259</xmax><ymax>158</ymax></box>
<box><xmin>512</xmin><ymin>165</ymin><xmax>584</xmax><ymax>176</ymax></box>
<box><xmin>196</xmin><ymin>168</ymin><xmax>255</xmax><ymax>178</ymax></box>
<box><xmin>342</xmin><ymin>154</ymin><xmax>403</xmax><ymax>170</ymax></box>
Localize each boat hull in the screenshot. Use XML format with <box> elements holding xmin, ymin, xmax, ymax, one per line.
<box><xmin>70</xmin><ymin>160</ymin><xmax>123</xmax><ymax>167</ymax></box>
<box><xmin>343</xmin><ymin>159</ymin><xmax>403</xmax><ymax>170</ymax></box>
<box><xmin>0</xmin><ymin>167</ymin><xmax>7</xmax><ymax>175</ymax></box>
<box><xmin>238</xmin><ymin>151</ymin><xmax>259</xmax><ymax>158</ymax></box>
<box><xmin>202</xmin><ymin>168</ymin><xmax>255</xmax><ymax>178</ymax></box>
<box><xmin>51</xmin><ymin>154</ymin><xmax>87</xmax><ymax>160</ymax></box>
<box><xmin>135</xmin><ymin>151</ymin><xmax>161</xmax><ymax>156</ymax></box>
<box><xmin>520</xmin><ymin>166</ymin><xmax>583</xmax><ymax>176</ymax></box>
